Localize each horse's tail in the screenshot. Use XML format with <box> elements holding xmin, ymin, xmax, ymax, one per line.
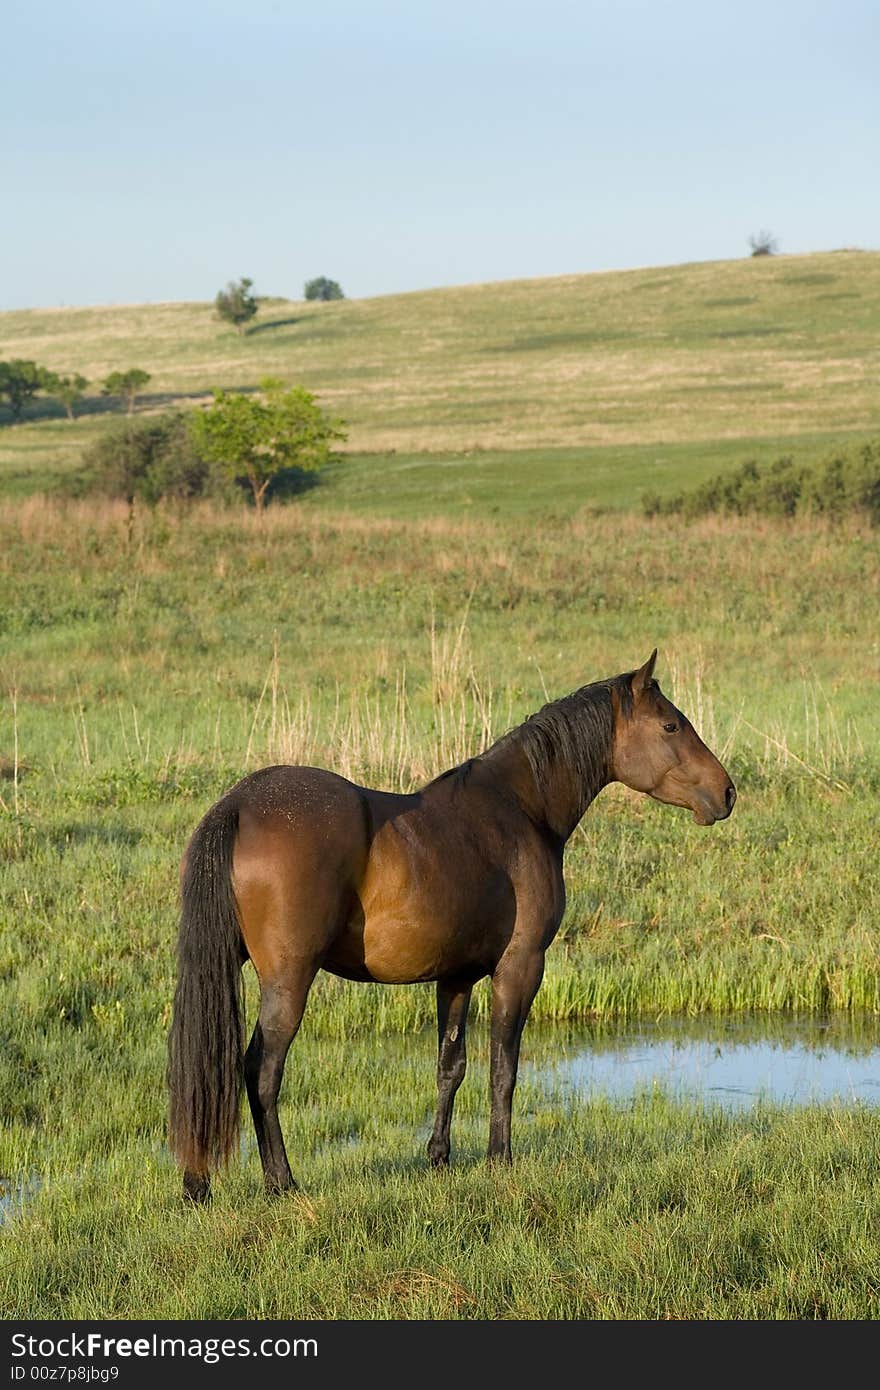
<box><xmin>167</xmin><ymin>799</ymin><xmax>244</xmax><ymax>1177</ymax></box>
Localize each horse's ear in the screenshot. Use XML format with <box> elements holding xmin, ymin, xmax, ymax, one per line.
<box><xmin>631</xmin><ymin>649</ymin><xmax>658</xmax><ymax>698</ymax></box>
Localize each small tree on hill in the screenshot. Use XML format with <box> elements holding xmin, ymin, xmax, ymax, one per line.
<box><xmin>189</xmin><ymin>378</ymin><xmax>347</xmax><ymax>513</ymax></box>
<box><xmin>748</xmin><ymin>229</ymin><xmax>779</xmax><ymax>257</ymax></box>
<box><xmin>0</xmin><ymin>359</ymin><xmax>55</xmax><ymax>421</ymax></box>
<box><xmin>304</xmin><ymin>276</ymin><xmax>344</xmax><ymax>302</ymax></box>
<box><xmin>215</xmin><ymin>276</ymin><xmax>259</xmax><ymax>334</ymax></box>
<box><xmin>102</xmin><ymin>368</ymin><xmax>151</xmax><ymax>415</ymax></box>
<box><xmin>48</xmin><ymin>372</ymin><xmax>89</xmax><ymax>421</ymax></box>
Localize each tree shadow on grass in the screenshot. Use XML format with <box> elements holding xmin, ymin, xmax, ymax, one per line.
<box><xmin>0</xmin><ymin>386</ymin><xmax>262</xmax><ymax>427</ymax></box>
<box><xmin>264</xmin><ymin>466</ymin><xmax>324</xmax><ymax>503</ymax></box>
<box><xmin>219</xmin><ymin>464</ymin><xmax>323</xmax><ymax>510</ymax></box>
<box><xmin>0</xmin><ymin>395</ymin><xmax>123</xmax><ymax>427</ymax></box>
<box><xmin>245</xmin><ymin>316</ymin><xmax>304</xmax><ymax>337</ymax></box>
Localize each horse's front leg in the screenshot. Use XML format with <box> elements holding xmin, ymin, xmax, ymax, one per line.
<box><xmin>427</xmin><ymin>977</ymin><xmax>473</xmax><ymax>1167</ymax></box>
<box><xmin>487</xmin><ymin>948</ymin><xmax>545</xmax><ymax>1163</ymax></box>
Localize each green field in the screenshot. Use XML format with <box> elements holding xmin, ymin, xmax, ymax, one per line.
<box><xmin>2</xmin><ymin>253</ymin><xmax>879</xmax><ymax>1319</ymax></box>
<box><xmin>2</xmin><ymin>249</ymin><xmax>879</xmax><ymax>511</ymax></box>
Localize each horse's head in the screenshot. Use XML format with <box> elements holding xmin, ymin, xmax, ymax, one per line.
<box><xmin>610</xmin><ymin>650</ymin><xmax>736</xmax><ymax>825</ymax></box>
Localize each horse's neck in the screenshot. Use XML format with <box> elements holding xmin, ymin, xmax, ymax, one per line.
<box><xmin>482</xmin><ymin>736</ymin><xmax>606</xmax><ymax>842</ymax></box>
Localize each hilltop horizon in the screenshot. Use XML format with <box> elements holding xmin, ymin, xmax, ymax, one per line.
<box><xmin>2</xmin><ymin>247</ymin><xmax>879</xmax><ymax>517</ymax></box>
<box><xmin>5</xmin><ymin>245</ymin><xmax>876</xmax><ymax>317</ymax></box>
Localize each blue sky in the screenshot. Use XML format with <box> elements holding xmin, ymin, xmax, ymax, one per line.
<box><xmin>4</xmin><ymin>0</ymin><xmax>877</xmax><ymax>309</ymax></box>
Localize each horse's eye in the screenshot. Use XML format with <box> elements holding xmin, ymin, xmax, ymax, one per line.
<box><xmin>663</xmin><ymin>722</ymin><xmax>678</xmax><ymax>734</ymax></box>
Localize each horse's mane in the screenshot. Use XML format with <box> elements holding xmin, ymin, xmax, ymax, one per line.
<box><xmin>488</xmin><ymin>675</ymin><xmax>634</xmax><ymax>811</ymax></box>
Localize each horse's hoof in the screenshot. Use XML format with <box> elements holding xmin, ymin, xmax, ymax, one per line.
<box><xmin>265</xmin><ymin>1176</ymin><xmax>299</xmax><ymax>1197</ymax></box>
<box><xmin>486</xmin><ymin>1151</ymin><xmax>513</xmax><ymax>1166</ymax></box>
<box><xmin>183</xmin><ymin>1172</ymin><xmax>211</xmax><ymax>1204</ymax></box>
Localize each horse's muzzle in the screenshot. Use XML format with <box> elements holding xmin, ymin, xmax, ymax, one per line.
<box><xmin>693</xmin><ymin>782</ymin><xmax>736</xmax><ymax>825</ymax></box>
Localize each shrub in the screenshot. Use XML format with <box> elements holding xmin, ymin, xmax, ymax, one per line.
<box><xmin>80</xmin><ymin>413</ymin><xmax>216</xmax><ymax>504</ymax></box>
<box><xmin>748</xmin><ymin>230</ymin><xmax>779</xmax><ymax>257</ymax></box>
<box><xmin>48</xmin><ymin>373</ymin><xmax>89</xmax><ymax>421</ymax></box>
<box><xmin>101</xmin><ymin>369</ymin><xmax>152</xmax><ymax>415</ymax></box>
<box><xmin>641</xmin><ymin>439</ymin><xmax>880</xmax><ymax>525</ymax></box>
<box><xmin>0</xmin><ymin>360</ymin><xmax>56</xmax><ymax>421</ymax></box>
<box><xmin>304</xmin><ymin>277</ymin><xmax>344</xmax><ymax>302</ymax></box>
<box><xmin>801</xmin><ymin>441</ymin><xmax>880</xmax><ymax>525</ymax></box>
<box><xmin>215</xmin><ymin>278</ymin><xmax>259</xmax><ymax>334</ymax></box>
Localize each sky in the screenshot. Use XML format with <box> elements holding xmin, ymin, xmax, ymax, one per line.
<box><xmin>3</xmin><ymin>0</ymin><xmax>878</xmax><ymax>310</ymax></box>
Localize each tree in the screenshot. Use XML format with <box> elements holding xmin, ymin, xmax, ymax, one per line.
<box><xmin>304</xmin><ymin>276</ymin><xmax>344</xmax><ymax>302</ymax></box>
<box><xmin>215</xmin><ymin>277</ymin><xmax>259</xmax><ymax>334</ymax></box>
<box><xmin>748</xmin><ymin>229</ymin><xmax>779</xmax><ymax>257</ymax></box>
<box><xmin>101</xmin><ymin>368</ymin><xmax>152</xmax><ymax>415</ymax></box>
<box><xmin>189</xmin><ymin>378</ymin><xmax>347</xmax><ymax>513</ymax></box>
<box><xmin>0</xmin><ymin>359</ymin><xmax>54</xmax><ymax>421</ymax></box>
<box><xmin>48</xmin><ymin>372</ymin><xmax>89</xmax><ymax>421</ymax></box>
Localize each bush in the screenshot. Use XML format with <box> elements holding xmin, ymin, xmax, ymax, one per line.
<box><xmin>801</xmin><ymin>442</ymin><xmax>880</xmax><ymax>524</ymax></box>
<box><xmin>80</xmin><ymin>413</ymin><xmax>218</xmax><ymax>504</ymax></box>
<box><xmin>748</xmin><ymin>230</ymin><xmax>779</xmax><ymax>257</ymax></box>
<box><xmin>48</xmin><ymin>373</ymin><xmax>89</xmax><ymax>421</ymax></box>
<box><xmin>101</xmin><ymin>368</ymin><xmax>151</xmax><ymax>415</ymax></box>
<box><xmin>215</xmin><ymin>278</ymin><xmax>259</xmax><ymax>334</ymax></box>
<box><xmin>304</xmin><ymin>277</ymin><xmax>344</xmax><ymax>302</ymax></box>
<box><xmin>642</xmin><ymin>439</ymin><xmax>880</xmax><ymax>525</ymax></box>
<box><xmin>0</xmin><ymin>360</ymin><xmax>56</xmax><ymax>421</ymax></box>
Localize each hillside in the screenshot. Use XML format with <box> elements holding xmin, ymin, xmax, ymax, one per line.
<box><xmin>1</xmin><ymin>250</ymin><xmax>878</xmax><ymax>513</ymax></box>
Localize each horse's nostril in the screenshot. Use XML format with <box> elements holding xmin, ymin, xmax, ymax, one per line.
<box><xmin>724</xmin><ymin>784</ymin><xmax>737</xmax><ymax>813</ymax></box>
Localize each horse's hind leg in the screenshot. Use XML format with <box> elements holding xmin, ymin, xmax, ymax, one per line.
<box><xmin>245</xmin><ymin>968</ymin><xmax>316</xmax><ymax>1194</ymax></box>
<box><xmin>427</xmin><ymin>977</ymin><xmax>473</xmax><ymax>1168</ymax></box>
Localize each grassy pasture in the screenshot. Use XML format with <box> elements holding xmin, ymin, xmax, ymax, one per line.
<box><xmin>1</xmin><ymin>253</ymin><xmax>879</xmax><ymax>1319</ymax></box>
<box><xmin>2</xmin><ymin>501</ymin><xmax>879</xmax><ymax>1318</ymax></box>
<box><xmin>1</xmin><ymin>249</ymin><xmax>879</xmax><ymax>511</ymax></box>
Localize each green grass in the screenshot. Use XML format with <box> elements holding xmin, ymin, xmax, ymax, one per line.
<box><xmin>3</xmin><ymin>502</ymin><xmax>878</xmax><ymax>1035</ymax></box>
<box><xmin>4</xmin><ymin>1050</ymin><xmax>880</xmax><ymax>1318</ymax></box>
<box><xmin>1</xmin><ymin>502</ymin><xmax>878</xmax><ymax>1324</ymax></box>
<box><xmin>2</xmin><ymin>254</ymin><xmax>879</xmax><ymax>1319</ymax></box>
<box><xmin>4</xmin><ymin>427</ymin><xmax>872</xmax><ymax>519</ymax></box>
<box><xmin>2</xmin><ymin>250</ymin><xmax>879</xmax><ymax>512</ymax></box>
<box><xmin>310</xmin><ymin>430</ymin><xmax>876</xmax><ymax>519</ymax></box>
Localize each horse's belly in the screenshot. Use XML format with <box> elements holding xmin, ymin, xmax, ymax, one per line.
<box><xmin>365</xmin><ymin>915</ymin><xmax>451</xmax><ymax>983</ymax></box>
<box><xmin>323</xmin><ymin>818</ymin><xmax>517</xmax><ymax>984</ymax></box>
<box><xmin>324</xmin><ymin>908</ymin><xmax>477</xmax><ymax>985</ymax></box>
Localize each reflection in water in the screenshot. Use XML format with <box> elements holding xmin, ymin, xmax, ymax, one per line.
<box><xmin>528</xmin><ymin>1012</ymin><xmax>880</xmax><ymax>1110</ymax></box>
<box><xmin>0</xmin><ymin>1175</ymin><xmax>42</xmax><ymax>1227</ymax></box>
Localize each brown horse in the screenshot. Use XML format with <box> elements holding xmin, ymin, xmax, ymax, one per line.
<box><xmin>168</xmin><ymin>650</ymin><xmax>735</xmax><ymax>1201</ymax></box>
